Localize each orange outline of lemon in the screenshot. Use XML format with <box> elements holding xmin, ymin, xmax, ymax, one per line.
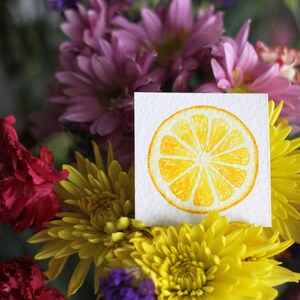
<box><xmin>148</xmin><ymin>106</ymin><xmax>259</xmax><ymax>213</ymax></box>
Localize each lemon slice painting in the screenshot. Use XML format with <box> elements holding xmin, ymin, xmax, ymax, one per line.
<box><xmin>148</xmin><ymin>106</ymin><xmax>259</xmax><ymax>213</ymax></box>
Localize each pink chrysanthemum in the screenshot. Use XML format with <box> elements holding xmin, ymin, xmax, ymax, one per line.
<box><xmin>52</xmin><ymin>39</ymin><xmax>159</xmax><ymax>160</ymax></box>
<box><xmin>113</xmin><ymin>1</ymin><xmax>224</xmax><ymax>91</ymax></box>
<box><xmin>60</xmin><ymin>0</ymin><xmax>109</xmax><ymax>52</ymax></box>
<box><xmin>60</xmin><ymin>0</ymin><xmax>125</xmax><ymax>52</ymax></box>
<box><xmin>50</xmin><ymin>0</ymin><xmax>161</xmax><ymax>165</ymax></box>
<box><xmin>196</xmin><ymin>21</ymin><xmax>300</xmax><ymax>124</ymax></box>
<box><xmin>50</xmin><ymin>0</ymin><xmax>108</xmax><ymax>112</ymax></box>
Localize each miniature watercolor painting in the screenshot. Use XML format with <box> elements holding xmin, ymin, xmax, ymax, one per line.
<box><xmin>135</xmin><ymin>93</ymin><xmax>271</xmax><ymax>226</ymax></box>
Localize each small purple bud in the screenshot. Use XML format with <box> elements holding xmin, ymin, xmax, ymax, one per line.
<box><xmin>48</xmin><ymin>0</ymin><xmax>80</xmax><ymax>11</ymax></box>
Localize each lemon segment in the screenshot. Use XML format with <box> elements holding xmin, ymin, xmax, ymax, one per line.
<box><xmin>211</xmin><ymin>164</ymin><xmax>246</xmax><ymax>188</ymax></box>
<box><xmin>190</xmin><ymin>114</ymin><xmax>209</xmax><ymax>151</ymax></box>
<box><xmin>169</xmin><ymin>166</ymin><xmax>200</xmax><ymax>201</ymax></box>
<box><xmin>193</xmin><ymin>169</ymin><xmax>214</xmax><ymax>206</ymax></box>
<box><xmin>172</xmin><ymin>119</ymin><xmax>197</xmax><ymax>151</ymax></box>
<box><xmin>209</xmin><ymin>167</ymin><xmax>234</xmax><ymax>201</ymax></box>
<box><xmin>206</xmin><ymin>118</ymin><xmax>230</xmax><ymax>152</ymax></box>
<box><xmin>160</xmin><ymin>135</ymin><xmax>196</xmax><ymax>158</ymax></box>
<box><xmin>159</xmin><ymin>158</ymin><xmax>195</xmax><ymax>182</ymax></box>
<box><xmin>211</xmin><ymin>129</ymin><xmax>244</xmax><ymax>156</ymax></box>
<box><xmin>148</xmin><ymin>106</ymin><xmax>258</xmax><ymax>213</ymax></box>
<box><xmin>213</xmin><ymin>148</ymin><xmax>250</xmax><ymax>165</ymax></box>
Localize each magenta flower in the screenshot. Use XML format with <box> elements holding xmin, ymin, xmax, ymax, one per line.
<box><xmin>113</xmin><ymin>1</ymin><xmax>224</xmax><ymax>91</ymax></box>
<box><xmin>49</xmin><ymin>0</ymin><xmax>161</xmax><ymax>166</ymax></box>
<box><xmin>196</xmin><ymin>21</ymin><xmax>300</xmax><ymax>124</ymax></box>
<box><xmin>59</xmin><ymin>0</ymin><xmax>132</xmax><ymax>52</ymax></box>
<box><xmin>51</xmin><ymin>38</ymin><xmax>159</xmax><ymax>162</ymax></box>
<box><xmin>60</xmin><ymin>0</ymin><xmax>108</xmax><ymax>52</ymax></box>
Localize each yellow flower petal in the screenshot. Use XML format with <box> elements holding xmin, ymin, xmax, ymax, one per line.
<box><xmin>268</xmin><ymin>100</ymin><xmax>300</xmax><ymax>242</ymax></box>
<box><xmin>129</xmin><ymin>212</ymin><xmax>300</xmax><ymax>299</ymax></box>
<box><xmin>68</xmin><ymin>258</ymin><xmax>93</xmax><ymax>295</ymax></box>
<box><xmin>30</xmin><ymin>143</ymin><xmax>146</xmax><ymax>295</ymax></box>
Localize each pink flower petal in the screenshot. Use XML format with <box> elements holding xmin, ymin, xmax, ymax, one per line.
<box><xmin>77</xmin><ymin>55</ymin><xmax>93</xmax><ymax>75</ymax></box>
<box><xmin>211</xmin><ymin>59</ymin><xmax>227</xmax><ymax>82</ymax></box>
<box><xmin>223</xmin><ymin>43</ymin><xmax>237</xmax><ymax>75</ymax></box>
<box><xmin>92</xmin><ymin>56</ymin><xmax>117</xmax><ymax>85</ymax></box>
<box><xmin>112</xmin><ymin>30</ymin><xmax>140</xmax><ymax>53</ymax></box>
<box><xmin>113</xmin><ymin>16</ymin><xmax>145</xmax><ymax>38</ymax></box>
<box><xmin>236</xmin><ymin>42</ymin><xmax>257</xmax><ymax>73</ymax></box>
<box><xmin>195</xmin><ymin>83</ymin><xmax>222</xmax><ymax>93</ymax></box>
<box><xmin>56</xmin><ymin>71</ymin><xmax>92</xmax><ymax>87</ymax></box>
<box><xmin>98</xmin><ymin>39</ymin><xmax>113</xmax><ymax>60</ymax></box>
<box><xmin>59</xmin><ymin>103</ymin><xmax>99</xmax><ymax>123</ymax></box>
<box><xmin>141</xmin><ymin>9</ymin><xmax>163</xmax><ymax>42</ymax></box>
<box><xmin>166</xmin><ymin>0</ymin><xmax>192</xmax><ymax>32</ymax></box>
<box><xmin>250</xmin><ymin>63</ymin><xmax>279</xmax><ymax>90</ymax></box>
<box><xmin>60</xmin><ymin>23</ymin><xmax>82</xmax><ymax>42</ymax></box>
<box><xmin>217</xmin><ymin>78</ymin><xmax>232</xmax><ymax>90</ymax></box>
<box><xmin>235</xmin><ymin>20</ymin><xmax>251</xmax><ymax>50</ymax></box>
<box><xmin>90</xmin><ymin>112</ymin><xmax>123</xmax><ymax>135</ymax></box>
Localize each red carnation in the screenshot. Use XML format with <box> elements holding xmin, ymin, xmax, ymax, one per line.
<box><xmin>0</xmin><ymin>115</ymin><xmax>68</xmax><ymax>232</ymax></box>
<box><xmin>0</xmin><ymin>256</ymin><xmax>67</xmax><ymax>300</ymax></box>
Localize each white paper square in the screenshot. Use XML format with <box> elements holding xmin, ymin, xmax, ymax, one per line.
<box><xmin>135</xmin><ymin>92</ymin><xmax>271</xmax><ymax>227</ymax></box>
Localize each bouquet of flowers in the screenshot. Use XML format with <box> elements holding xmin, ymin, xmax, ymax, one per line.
<box><xmin>1</xmin><ymin>0</ymin><xmax>300</xmax><ymax>299</ymax></box>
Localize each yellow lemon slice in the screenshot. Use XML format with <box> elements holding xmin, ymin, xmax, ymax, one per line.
<box><xmin>148</xmin><ymin>106</ymin><xmax>258</xmax><ymax>213</ymax></box>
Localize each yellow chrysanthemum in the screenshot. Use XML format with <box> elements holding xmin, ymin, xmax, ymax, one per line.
<box><xmin>268</xmin><ymin>101</ymin><xmax>300</xmax><ymax>242</ymax></box>
<box><xmin>28</xmin><ymin>142</ymin><xmax>145</xmax><ymax>295</ymax></box>
<box><xmin>130</xmin><ymin>213</ymin><xmax>300</xmax><ymax>300</ymax></box>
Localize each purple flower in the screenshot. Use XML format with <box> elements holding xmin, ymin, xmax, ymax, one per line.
<box><xmin>48</xmin><ymin>0</ymin><xmax>80</xmax><ymax>10</ymax></box>
<box><xmin>99</xmin><ymin>268</ymin><xmax>156</xmax><ymax>300</ymax></box>
<box><xmin>195</xmin><ymin>21</ymin><xmax>300</xmax><ymax>126</ymax></box>
<box><xmin>218</xmin><ymin>0</ymin><xmax>234</xmax><ymax>6</ymax></box>
<box><xmin>52</xmin><ymin>38</ymin><xmax>158</xmax><ymax>166</ymax></box>
<box><xmin>50</xmin><ymin>0</ymin><xmax>160</xmax><ymax>166</ymax></box>
<box><xmin>113</xmin><ymin>0</ymin><xmax>224</xmax><ymax>91</ymax></box>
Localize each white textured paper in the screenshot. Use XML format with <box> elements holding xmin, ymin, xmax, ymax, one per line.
<box><xmin>135</xmin><ymin>92</ymin><xmax>271</xmax><ymax>227</ymax></box>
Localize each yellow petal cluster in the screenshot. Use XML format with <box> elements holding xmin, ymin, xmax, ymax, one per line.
<box><xmin>130</xmin><ymin>213</ymin><xmax>300</xmax><ymax>300</ymax></box>
<box><xmin>28</xmin><ymin>142</ymin><xmax>145</xmax><ymax>295</ymax></box>
<box><xmin>268</xmin><ymin>101</ymin><xmax>300</xmax><ymax>242</ymax></box>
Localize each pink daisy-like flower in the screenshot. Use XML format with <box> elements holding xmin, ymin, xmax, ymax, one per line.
<box><xmin>52</xmin><ymin>38</ymin><xmax>159</xmax><ymax>156</ymax></box>
<box><xmin>113</xmin><ymin>0</ymin><xmax>223</xmax><ymax>91</ymax></box>
<box><xmin>196</xmin><ymin>21</ymin><xmax>300</xmax><ymax>124</ymax></box>
<box><xmin>60</xmin><ymin>0</ymin><xmax>108</xmax><ymax>52</ymax></box>
<box><xmin>50</xmin><ymin>0</ymin><xmax>160</xmax><ymax>166</ymax></box>
<box><xmin>60</xmin><ymin>0</ymin><xmax>131</xmax><ymax>52</ymax></box>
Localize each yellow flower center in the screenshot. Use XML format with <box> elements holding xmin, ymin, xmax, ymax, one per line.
<box><xmin>231</xmin><ymin>86</ymin><xmax>249</xmax><ymax>93</ymax></box>
<box><xmin>230</xmin><ymin>67</ymin><xmax>251</xmax><ymax>92</ymax></box>
<box><xmin>159</xmin><ymin>252</ymin><xmax>216</xmax><ymax>297</ymax></box>
<box><xmin>78</xmin><ymin>192</ymin><xmax>119</xmax><ymax>216</ymax></box>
